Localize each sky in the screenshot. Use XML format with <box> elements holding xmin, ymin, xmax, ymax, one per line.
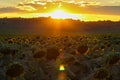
<box><xmin>0</xmin><ymin>0</ymin><xmax>120</xmax><ymax>21</ymax></box>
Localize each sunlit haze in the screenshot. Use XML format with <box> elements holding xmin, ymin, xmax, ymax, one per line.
<box><xmin>0</xmin><ymin>0</ymin><xmax>120</xmax><ymax>21</ymax></box>
<box><xmin>38</xmin><ymin>9</ymin><xmax>82</xmax><ymax>20</ymax></box>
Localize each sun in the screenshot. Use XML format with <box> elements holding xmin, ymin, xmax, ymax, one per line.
<box><xmin>37</xmin><ymin>9</ymin><xmax>83</xmax><ymax>20</ymax></box>
<box><xmin>48</xmin><ymin>9</ymin><xmax>79</xmax><ymax>20</ymax></box>
<box><xmin>49</xmin><ymin>9</ymin><xmax>69</xmax><ymax>19</ymax></box>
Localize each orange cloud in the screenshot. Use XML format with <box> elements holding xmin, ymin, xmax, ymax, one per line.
<box><xmin>16</xmin><ymin>1</ymin><xmax>120</xmax><ymax>15</ymax></box>
<box><xmin>0</xmin><ymin>0</ymin><xmax>120</xmax><ymax>15</ymax></box>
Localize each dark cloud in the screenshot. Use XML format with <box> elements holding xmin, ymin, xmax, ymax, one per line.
<box><xmin>89</xmin><ymin>6</ymin><xmax>120</xmax><ymax>15</ymax></box>
<box><xmin>0</xmin><ymin>7</ymin><xmax>27</xmax><ymax>13</ymax></box>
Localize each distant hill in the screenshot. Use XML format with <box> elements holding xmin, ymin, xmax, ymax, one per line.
<box><xmin>0</xmin><ymin>17</ymin><xmax>120</xmax><ymax>34</ymax></box>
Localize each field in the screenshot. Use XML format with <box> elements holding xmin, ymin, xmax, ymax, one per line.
<box><xmin>0</xmin><ymin>0</ymin><xmax>120</xmax><ymax>79</ymax></box>
<box><xmin>0</xmin><ymin>17</ymin><xmax>120</xmax><ymax>80</ymax></box>
<box><xmin>0</xmin><ymin>32</ymin><xmax>120</xmax><ymax>80</ymax></box>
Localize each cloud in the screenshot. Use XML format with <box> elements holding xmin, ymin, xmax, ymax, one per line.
<box><xmin>65</xmin><ymin>5</ymin><xmax>120</xmax><ymax>15</ymax></box>
<box><xmin>17</xmin><ymin>1</ymin><xmax>61</xmax><ymax>13</ymax></box>
<box><xmin>16</xmin><ymin>1</ymin><xmax>120</xmax><ymax>15</ymax></box>
<box><xmin>0</xmin><ymin>0</ymin><xmax>120</xmax><ymax>15</ymax></box>
<box><xmin>81</xmin><ymin>6</ymin><xmax>120</xmax><ymax>15</ymax></box>
<box><xmin>0</xmin><ymin>7</ymin><xmax>27</xmax><ymax>13</ymax></box>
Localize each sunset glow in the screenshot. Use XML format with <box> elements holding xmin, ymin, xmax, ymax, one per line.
<box><xmin>0</xmin><ymin>0</ymin><xmax>120</xmax><ymax>80</ymax></box>
<box><xmin>50</xmin><ymin>10</ymin><xmax>69</xmax><ymax>19</ymax></box>
<box><xmin>47</xmin><ymin>9</ymin><xmax>81</xmax><ymax>20</ymax></box>
<box><xmin>0</xmin><ymin>0</ymin><xmax>120</xmax><ymax>21</ymax></box>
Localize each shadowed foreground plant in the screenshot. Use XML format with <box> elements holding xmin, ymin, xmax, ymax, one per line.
<box><xmin>77</xmin><ymin>45</ymin><xmax>88</xmax><ymax>54</ymax></box>
<box><xmin>46</xmin><ymin>47</ymin><xmax>59</xmax><ymax>61</ymax></box>
<box><xmin>6</xmin><ymin>63</ymin><xmax>24</xmax><ymax>80</ymax></box>
<box><xmin>105</xmin><ymin>53</ymin><xmax>120</xmax><ymax>66</ymax></box>
<box><xmin>33</xmin><ymin>50</ymin><xmax>46</xmax><ymax>59</ymax></box>
<box><xmin>93</xmin><ymin>68</ymin><xmax>109</xmax><ymax>80</ymax></box>
<box><xmin>0</xmin><ymin>46</ymin><xmax>18</xmax><ymax>57</ymax></box>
